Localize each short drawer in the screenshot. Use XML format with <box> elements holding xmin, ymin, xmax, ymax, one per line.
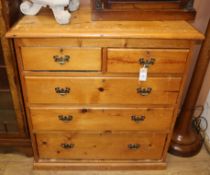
<box><xmin>107</xmin><ymin>49</ymin><xmax>189</xmax><ymax>74</ymax></box>
<box><xmin>37</xmin><ymin>133</ymin><xmax>166</xmax><ymax>160</ymax></box>
<box><xmin>30</xmin><ymin>107</ymin><xmax>174</xmax><ymax>132</ymax></box>
<box><xmin>25</xmin><ymin>76</ymin><xmax>181</xmax><ymax>105</ymax></box>
<box><xmin>21</xmin><ymin>47</ymin><xmax>101</xmax><ymax>71</ymax></box>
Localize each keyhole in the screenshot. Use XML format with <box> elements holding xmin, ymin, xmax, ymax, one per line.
<box><xmin>60</xmin><ymin>48</ymin><xmax>64</xmax><ymax>53</ymax></box>
<box><xmin>98</xmin><ymin>87</ymin><xmax>104</xmax><ymax>92</ymax></box>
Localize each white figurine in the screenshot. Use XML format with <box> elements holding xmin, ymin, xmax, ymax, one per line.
<box><xmin>20</xmin><ymin>0</ymin><xmax>80</xmax><ymax>25</ymax></box>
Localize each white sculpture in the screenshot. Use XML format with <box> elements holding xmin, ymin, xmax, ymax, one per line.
<box><xmin>20</xmin><ymin>0</ymin><xmax>80</xmax><ymax>25</ymax></box>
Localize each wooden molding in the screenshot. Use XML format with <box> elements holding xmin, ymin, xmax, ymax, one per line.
<box><xmin>91</xmin><ymin>0</ymin><xmax>196</xmax><ymax>21</ymax></box>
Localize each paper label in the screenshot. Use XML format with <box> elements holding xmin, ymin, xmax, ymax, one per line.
<box><xmin>139</xmin><ymin>67</ymin><xmax>148</xmax><ymax>81</ymax></box>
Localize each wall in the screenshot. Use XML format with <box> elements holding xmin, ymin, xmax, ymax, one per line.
<box><xmin>193</xmin><ymin>1</ymin><xmax>210</xmax><ymax>106</ymax></box>
<box><xmin>180</xmin><ymin>0</ymin><xmax>210</xmax><ymax>107</ymax></box>
<box><xmin>191</xmin><ymin>0</ymin><xmax>210</xmax><ymax>145</ymax></box>
<box><xmin>203</xmin><ymin>92</ymin><xmax>210</xmax><ymax>134</ymax></box>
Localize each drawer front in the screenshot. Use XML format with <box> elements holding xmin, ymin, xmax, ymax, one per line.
<box><xmin>25</xmin><ymin>76</ymin><xmax>181</xmax><ymax>105</ymax></box>
<box><xmin>37</xmin><ymin>133</ymin><xmax>166</xmax><ymax>160</ymax></box>
<box><xmin>21</xmin><ymin>47</ymin><xmax>101</xmax><ymax>71</ymax></box>
<box><xmin>30</xmin><ymin>107</ymin><xmax>174</xmax><ymax>131</ymax></box>
<box><xmin>107</xmin><ymin>49</ymin><xmax>189</xmax><ymax>73</ymax></box>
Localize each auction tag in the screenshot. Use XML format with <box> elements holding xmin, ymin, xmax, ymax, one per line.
<box><xmin>139</xmin><ymin>67</ymin><xmax>148</xmax><ymax>81</ymax></box>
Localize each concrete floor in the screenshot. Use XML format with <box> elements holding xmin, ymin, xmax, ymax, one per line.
<box><xmin>0</xmin><ymin>147</ymin><xmax>210</xmax><ymax>175</ymax></box>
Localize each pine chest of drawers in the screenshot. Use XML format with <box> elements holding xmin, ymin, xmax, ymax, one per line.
<box><xmin>6</xmin><ymin>1</ymin><xmax>204</xmax><ymax>170</ymax></box>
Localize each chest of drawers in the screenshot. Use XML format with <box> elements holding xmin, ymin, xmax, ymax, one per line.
<box><xmin>6</xmin><ymin>1</ymin><xmax>204</xmax><ymax>170</ymax></box>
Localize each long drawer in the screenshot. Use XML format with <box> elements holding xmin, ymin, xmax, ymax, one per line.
<box><xmin>25</xmin><ymin>76</ymin><xmax>181</xmax><ymax>105</ymax></box>
<box><xmin>30</xmin><ymin>107</ymin><xmax>174</xmax><ymax>131</ymax></box>
<box><xmin>21</xmin><ymin>47</ymin><xmax>102</xmax><ymax>71</ymax></box>
<box><xmin>107</xmin><ymin>49</ymin><xmax>189</xmax><ymax>74</ymax></box>
<box><xmin>37</xmin><ymin>133</ymin><xmax>166</xmax><ymax>160</ymax></box>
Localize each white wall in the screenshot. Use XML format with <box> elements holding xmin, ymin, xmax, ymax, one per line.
<box><xmin>202</xmin><ymin>91</ymin><xmax>210</xmax><ymax>152</ymax></box>
<box><xmin>202</xmin><ymin>91</ymin><xmax>210</xmax><ymax>137</ymax></box>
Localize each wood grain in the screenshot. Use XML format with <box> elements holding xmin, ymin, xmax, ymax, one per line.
<box><xmin>36</xmin><ymin>132</ymin><xmax>166</xmax><ymax>160</ymax></box>
<box><xmin>21</xmin><ymin>47</ymin><xmax>101</xmax><ymax>71</ymax></box>
<box><xmin>6</xmin><ymin>0</ymin><xmax>205</xmax><ymax>169</ymax></box>
<box><xmin>0</xmin><ymin>0</ymin><xmax>29</xmax><ymax>140</ymax></box>
<box><xmin>0</xmin><ymin>67</ymin><xmax>9</xmax><ymax>89</ymax></box>
<box><xmin>24</xmin><ymin>76</ymin><xmax>182</xmax><ymax>105</ymax></box>
<box><xmin>33</xmin><ymin>161</ymin><xmax>167</xmax><ymax>170</ymax></box>
<box><xmin>91</xmin><ymin>0</ymin><xmax>195</xmax><ymax>21</ymax></box>
<box><xmin>18</xmin><ymin>38</ymin><xmax>192</xmax><ymax>49</ymax></box>
<box><xmin>169</xmin><ymin>20</ymin><xmax>210</xmax><ymax>157</ymax></box>
<box><xmin>107</xmin><ymin>48</ymin><xmax>189</xmax><ymax>73</ymax></box>
<box><xmin>6</xmin><ymin>1</ymin><xmax>203</xmax><ymax>40</ymax></box>
<box><xmin>30</xmin><ymin>106</ymin><xmax>174</xmax><ymax>132</ymax></box>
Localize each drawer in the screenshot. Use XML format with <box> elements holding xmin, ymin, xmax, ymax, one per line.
<box><xmin>25</xmin><ymin>76</ymin><xmax>181</xmax><ymax>105</ymax></box>
<box><xmin>37</xmin><ymin>133</ymin><xmax>166</xmax><ymax>160</ymax></box>
<box><xmin>107</xmin><ymin>49</ymin><xmax>189</xmax><ymax>73</ymax></box>
<box><xmin>21</xmin><ymin>47</ymin><xmax>101</xmax><ymax>71</ymax></box>
<box><xmin>30</xmin><ymin>107</ymin><xmax>174</xmax><ymax>131</ymax></box>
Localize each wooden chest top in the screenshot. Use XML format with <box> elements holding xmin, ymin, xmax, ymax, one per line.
<box><xmin>6</xmin><ymin>1</ymin><xmax>203</xmax><ymax>40</ymax></box>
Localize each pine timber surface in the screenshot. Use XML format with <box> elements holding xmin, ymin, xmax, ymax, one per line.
<box><xmin>6</xmin><ymin>1</ymin><xmax>203</xmax><ymax>40</ymax></box>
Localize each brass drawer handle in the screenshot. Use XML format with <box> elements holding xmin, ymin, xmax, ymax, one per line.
<box><xmin>61</xmin><ymin>143</ymin><xmax>75</xmax><ymax>149</ymax></box>
<box><xmin>128</xmin><ymin>144</ymin><xmax>141</xmax><ymax>150</ymax></box>
<box><xmin>58</xmin><ymin>115</ymin><xmax>73</xmax><ymax>122</ymax></box>
<box><xmin>55</xmin><ymin>87</ymin><xmax>70</xmax><ymax>96</ymax></box>
<box><xmin>137</xmin><ymin>87</ymin><xmax>152</xmax><ymax>96</ymax></box>
<box><xmin>139</xmin><ymin>58</ymin><xmax>155</xmax><ymax>68</ymax></box>
<box><xmin>53</xmin><ymin>55</ymin><xmax>70</xmax><ymax>65</ymax></box>
<box><xmin>131</xmin><ymin>115</ymin><xmax>145</xmax><ymax>123</ymax></box>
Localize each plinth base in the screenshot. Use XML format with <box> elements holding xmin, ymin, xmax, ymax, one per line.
<box><xmin>169</xmin><ymin>132</ymin><xmax>203</xmax><ymax>157</ymax></box>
